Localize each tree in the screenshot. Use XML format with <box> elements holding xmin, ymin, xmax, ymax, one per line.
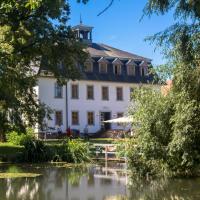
<box><xmin>0</xmin><ymin>1</ymin><xmax>88</xmax><ymax>140</ymax></box>
<box><xmin>128</xmin><ymin>0</ymin><xmax>200</xmax><ymax>176</ymax></box>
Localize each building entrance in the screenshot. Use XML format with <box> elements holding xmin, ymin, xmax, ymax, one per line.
<box><xmin>100</xmin><ymin>112</ymin><xmax>111</xmax><ymax>130</ymax></box>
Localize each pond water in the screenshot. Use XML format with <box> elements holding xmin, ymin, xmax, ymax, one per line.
<box><xmin>0</xmin><ymin>162</ymin><xmax>200</xmax><ymax>200</ymax></box>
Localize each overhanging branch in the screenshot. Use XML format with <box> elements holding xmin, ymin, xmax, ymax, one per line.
<box><xmin>97</xmin><ymin>0</ymin><xmax>114</xmax><ymax>16</ymax></box>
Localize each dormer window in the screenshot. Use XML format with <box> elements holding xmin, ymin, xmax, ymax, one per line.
<box><xmin>84</xmin><ymin>62</ymin><xmax>93</xmax><ymax>72</ymax></box>
<box><xmin>84</xmin><ymin>58</ymin><xmax>95</xmax><ymax>72</ymax></box>
<box><xmin>126</xmin><ymin>59</ymin><xmax>136</xmax><ymax>76</ymax></box>
<box><xmin>99</xmin><ymin>63</ymin><xmax>107</xmax><ymax>73</ymax></box>
<box><xmin>140</xmin><ymin>60</ymin><xmax>148</xmax><ymax>77</ymax></box>
<box><xmin>113</xmin><ymin>65</ymin><xmax>121</xmax><ymax>75</ymax></box>
<box><xmin>141</xmin><ymin>68</ymin><xmax>145</xmax><ymax>76</ymax></box>
<box><xmin>98</xmin><ymin>57</ymin><xmax>108</xmax><ymax>74</ymax></box>
<box><xmin>127</xmin><ymin>65</ymin><xmax>135</xmax><ymax>76</ymax></box>
<box><xmin>112</xmin><ymin>58</ymin><xmax>123</xmax><ymax>76</ymax></box>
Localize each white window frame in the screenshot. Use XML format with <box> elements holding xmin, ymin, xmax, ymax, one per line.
<box><xmin>54</xmin><ymin>83</ymin><xmax>63</xmax><ymax>98</ymax></box>
<box><xmin>55</xmin><ymin>110</ymin><xmax>63</xmax><ymax>126</ymax></box>
<box><xmin>87</xmin><ymin>85</ymin><xmax>94</xmax><ymax>100</ymax></box>
<box><xmin>71</xmin><ymin>111</ymin><xmax>79</xmax><ymax>125</ymax></box>
<box><xmin>102</xmin><ymin>86</ymin><xmax>109</xmax><ymax>101</ymax></box>
<box><xmin>87</xmin><ymin>111</ymin><xmax>95</xmax><ymax>126</ymax></box>
<box><xmin>127</xmin><ymin>65</ymin><xmax>135</xmax><ymax>76</ymax></box>
<box><xmin>116</xmin><ymin>87</ymin><xmax>123</xmax><ymax>101</ymax></box>
<box><xmin>71</xmin><ymin>84</ymin><xmax>79</xmax><ymax>99</ymax></box>
<box><xmin>99</xmin><ymin>63</ymin><xmax>107</xmax><ymax>73</ymax></box>
<box><xmin>84</xmin><ymin>61</ymin><xmax>93</xmax><ymax>72</ymax></box>
<box><xmin>113</xmin><ymin>64</ymin><xmax>121</xmax><ymax>75</ymax></box>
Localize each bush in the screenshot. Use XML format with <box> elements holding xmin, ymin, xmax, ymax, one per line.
<box><xmin>6</xmin><ymin>128</ymin><xmax>35</xmax><ymax>146</ymax></box>
<box><xmin>68</xmin><ymin>140</ymin><xmax>90</xmax><ymax>163</ymax></box>
<box><xmin>48</xmin><ymin>140</ymin><xmax>91</xmax><ymax>163</ymax></box>
<box><xmin>128</xmin><ymin>86</ymin><xmax>200</xmax><ymax>177</ymax></box>
<box><xmin>6</xmin><ymin>131</ymin><xmax>22</xmax><ymax>145</ymax></box>
<box><xmin>22</xmin><ymin>139</ymin><xmax>52</xmax><ymax>162</ymax></box>
<box><xmin>1</xmin><ymin>138</ymin><xmax>91</xmax><ymax>163</ymax></box>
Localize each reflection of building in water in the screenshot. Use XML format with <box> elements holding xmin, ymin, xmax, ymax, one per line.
<box><xmin>41</xmin><ymin>165</ymin><xmax>128</xmax><ymax>200</ymax></box>
<box><xmin>1</xmin><ymin>165</ymin><xmax>128</xmax><ymax>200</ymax></box>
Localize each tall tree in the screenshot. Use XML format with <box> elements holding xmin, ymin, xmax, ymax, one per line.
<box><xmin>128</xmin><ymin>0</ymin><xmax>200</xmax><ymax>176</ymax></box>
<box><xmin>0</xmin><ymin>0</ymin><xmax>88</xmax><ymax>140</ymax></box>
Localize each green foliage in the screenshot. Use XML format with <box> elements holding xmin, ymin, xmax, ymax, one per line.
<box><xmin>144</xmin><ymin>0</ymin><xmax>200</xmax><ymax>19</ymax></box>
<box><xmin>50</xmin><ymin>140</ymin><xmax>91</xmax><ymax>163</ymax></box>
<box><xmin>22</xmin><ymin>139</ymin><xmax>52</xmax><ymax>162</ymax></box>
<box><xmin>6</xmin><ymin>131</ymin><xmax>22</xmax><ymax>145</ymax></box>
<box><xmin>0</xmin><ymin>143</ymin><xmax>24</xmax><ymax>162</ymax></box>
<box><xmin>126</xmin><ymin>0</ymin><xmax>200</xmax><ymax>178</ymax></box>
<box><xmin>68</xmin><ymin>140</ymin><xmax>90</xmax><ymax>163</ymax></box>
<box><xmin>6</xmin><ymin>128</ymin><xmax>35</xmax><ymax>145</ymax></box>
<box><xmin>0</xmin><ymin>0</ymin><xmax>88</xmax><ymax>139</ymax></box>
<box><xmin>128</xmin><ymin>88</ymin><xmax>173</xmax><ymax>176</ymax></box>
<box><xmin>0</xmin><ymin>138</ymin><xmax>91</xmax><ymax>163</ymax></box>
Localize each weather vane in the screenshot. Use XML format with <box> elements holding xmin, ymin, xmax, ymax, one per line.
<box><xmin>80</xmin><ymin>14</ymin><xmax>83</xmax><ymax>24</ymax></box>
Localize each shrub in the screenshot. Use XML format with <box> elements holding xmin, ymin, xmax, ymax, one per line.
<box><xmin>6</xmin><ymin>131</ymin><xmax>21</xmax><ymax>145</ymax></box>
<box><xmin>68</xmin><ymin>140</ymin><xmax>90</xmax><ymax>163</ymax></box>
<box><xmin>6</xmin><ymin>128</ymin><xmax>35</xmax><ymax>146</ymax></box>
<box><xmin>22</xmin><ymin>139</ymin><xmax>52</xmax><ymax>162</ymax></box>
<box><xmin>128</xmin><ymin>86</ymin><xmax>200</xmax><ymax>177</ymax></box>
<box><xmin>48</xmin><ymin>140</ymin><xmax>91</xmax><ymax>163</ymax></box>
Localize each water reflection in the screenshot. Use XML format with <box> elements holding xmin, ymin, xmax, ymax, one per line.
<box><xmin>0</xmin><ymin>163</ymin><xmax>200</xmax><ymax>200</ymax></box>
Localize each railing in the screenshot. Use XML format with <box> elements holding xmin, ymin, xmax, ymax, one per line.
<box><xmin>93</xmin><ymin>143</ymin><xmax>125</xmax><ymax>161</ymax></box>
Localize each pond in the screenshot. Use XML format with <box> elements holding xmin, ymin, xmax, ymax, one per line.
<box><xmin>0</xmin><ymin>162</ymin><xmax>200</xmax><ymax>200</ymax></box>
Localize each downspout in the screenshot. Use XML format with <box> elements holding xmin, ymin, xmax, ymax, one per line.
<box><xmin>66</xmin><ymin>82</ymin><xmax>68</xmax><ymax>129</ymax></box>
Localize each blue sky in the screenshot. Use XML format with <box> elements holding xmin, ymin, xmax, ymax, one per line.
<box><xmin>68</xmin><ymin>0</ymin><xmax>175</xmax><ymax>65</ymax></box>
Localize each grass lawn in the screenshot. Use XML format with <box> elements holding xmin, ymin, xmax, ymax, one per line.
<box><xmin>43</xmin><ymin>138</ymin><xmax>117</xmax><ymax>146</ymax></box>
<box><xmin>0</xmin><ymin>143</ymin><xmax>24</xmax><ymax>155</ymax></box>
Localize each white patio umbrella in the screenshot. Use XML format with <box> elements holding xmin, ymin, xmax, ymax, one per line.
<box><xmin>103</xmin><ymin>116</ymin><xmax>133</xmax><ymax>123</ymax></box>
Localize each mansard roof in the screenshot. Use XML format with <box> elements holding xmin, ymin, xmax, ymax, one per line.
<box><xmin>86</xmin><ymin>43</ymin><xmax>151</xmax><ymax>62</ymax></box>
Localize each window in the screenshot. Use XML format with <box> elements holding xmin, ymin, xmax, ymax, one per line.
<box><xmin>116</xmin><ymin>87</ymin><xmax>123</xmax><ymax>101</ymax></box>
<box><xmin>84</xmin><ymin>62</ymin><xmax>93</xmax><ymax>72</ymax></box>
<box><xmin>71</xmin><ymin>84</ymin><xmax>79</xmax><ymax>99</ymax></box>
<box><xmin>113</xmin><ymin>65</ymin><xmax>121</xmax><ymax>75</ymax></box>
<box><xmin>72</xmin><ymin>111</ymin><xmax>79</xmax><ymax>125</ymax></box>
<box><xmin>99</xmin><ymin>63</ymin><xmax>107</xmax><ymax>73</ymax></box>
<box><xmin>55</xmin><ymin>111</ymin><xmax>63</xmax><ymax>126</ymax></box>
<box><xmin>55</xmin><ymin>83</ymin><xmax>62</xmax><ymax>98</ymax></box>
<box><xmin>127</xmin><ymin>65</ymin><xmax>135</xmax><ymax>76</ymax></box>
<box><xmin>87</xmin><ymin>112</ymin><xmax>94</xmax><ymax>125</ymax></box>
<box><xmin>141</xmin><ymin>67</ymin><xmax>147</xmax><ymax>76</ymax></box>
<box><xmin>87</xmin><ymin>85</ymin><xmax>94</xmax><ymax>100</ymax></box>
<box><xmin>130</xmin><ymin>88</ymin><xmax>134</xmax><ymax>100</ymax></box>
<box><xmin>117</xmin><ymin>112</ymin><xmax>123</xmax><ymax>126</ymax></box>
<box><xmin>102</xmin><ymin>86</ymin><xmax>109</xmax><ymax>100</ymax></box>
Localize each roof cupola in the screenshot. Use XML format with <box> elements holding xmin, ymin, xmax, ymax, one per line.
<box><xmin>72</xmin><ymin>17</ymin><xmax>93</xmax><ymax>44</ymax></box>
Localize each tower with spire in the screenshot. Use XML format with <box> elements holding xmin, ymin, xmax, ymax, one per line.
<box><xmin>72</xmin><ymin>17</ymin><xmax>93</xmax><ymax>44</ymax></box>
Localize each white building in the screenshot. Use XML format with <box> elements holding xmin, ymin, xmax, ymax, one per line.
<box><xmin>37</xmin><ymin>22</ymin><xmax>153</xmax><ymax>135</ymax></box>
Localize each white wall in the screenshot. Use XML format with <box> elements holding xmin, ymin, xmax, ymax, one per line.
<box><xmin>38</xmin><ymin>77</ymin><xmax>67</xmax><ymax>132</ymax></box>
<box><xmin>38</xmin><ymin>77</ymin><xmax>156</xmax><ymax>134</ymax></box>
<box><xmin>67</xmin><ymin>80</ymin><xmax>135</xmax><ymax>133</ymax></box>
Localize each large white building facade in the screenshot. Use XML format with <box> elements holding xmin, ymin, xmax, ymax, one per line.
<box><xmin>37</xmin><ymin>22</ymin><xmax>154</xmax><ymax>134</ymax></box>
